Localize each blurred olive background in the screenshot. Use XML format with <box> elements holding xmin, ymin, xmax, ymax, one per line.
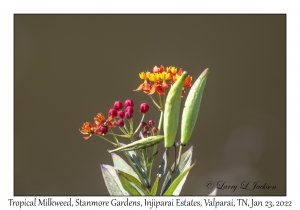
<box><xmin>14</xmin><ymin>15</ymin><xmax>285</xmax><ymax>196</ymax></box>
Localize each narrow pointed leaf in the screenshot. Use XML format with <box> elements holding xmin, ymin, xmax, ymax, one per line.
<box><xmin>147</xmin><ymin>150</ymin><xmax>159</xmax><ymax>182</ymax></box>
<box><xmin>123</xmin><ymin>147</ymin><xmax>148</xmax><ymax>185</ymax></box>
<box><xmin>118</xmin><ymin>170</ymin><xmax>150</xmax><ymax>195</ymax></box>
<box><xmin>118</xmin><ymin>171</ymin><xmax>141</xmax><ymax>196</ymax></box>
<box><xmin>108</xmin><ymin>135</ymin><xmax>164</xmax><ymax>153</ymax></box>
<box><xmin>147</xmin><ymin>150</ymin><xmax>159</xmax><ymax>168</ymax></box>
<box><xmin>163</xmin><ymin>161</ymin><xmax>196</xmax><ymax>196</ymax></box>
<box><xmin>161</xmin><ymin>146</ymin><xmax>193</xmax><ymax>195</ymax></box>
<box><xmin>151</xmin><ymin>175</ymin><xmax>160</xmax><ymax>196</ymax></box>
<box><xmin>111</xmin><ymin>153</ymin><xmax>140</xmax><ymax>181</ymax></box>
<box><xmin>100</xmin><ymin>163</ymin><xmax>128</xmax><ymax>195</ymax></box>
<box><xmin>157</xmin><ymin>150</ymin><xmax>167</xmax><ymax>179</ymax></box>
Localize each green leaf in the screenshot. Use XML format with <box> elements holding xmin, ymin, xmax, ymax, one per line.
<box><xmin>157</xmin><ymin>151</ymin><xmax>167</xmax><ymax>179</ymax></box>
<box><xmin>118</xmin><ymin>171</ymin><xmax>141</xmax><ymax>196</ymax></box>
<box><xmin>122</xmin><ymin>146</ymin><xmax>148</xmax><ymax>185</ymax></box>
<box><xmin>151</xmin><ymin>175</ymin><xmax>159</xmax><ymax>195</ymax></box>
<box><xmin>147</xmin><ymin>150</ymin><xmax>159</xmax><ymax>168</ymax></box>
<box><xmin>108</xmin><ymin>135</ymin><xmax>164</xmax><ymax>153</ymax></box>
<box><xmin>100</xmin><ymin>163</ymin><xmax>129</xmax><ymax>195</ymax></box>
<box><xmin>163</xmin><ymin>161</ymin><xmax>196</xmax><ymax>196</ymax></box>
<box><xmin>118</xmin><ymin>170</ymin><xmax>150</xmax><ymax>195</ymax></box>
<box><xmin>161</xmin><ymin>145</ymin><xmax>193</xmax><ymax>195</ymax></box>
<box><xmin>147</xmin><ymin>150</ymin><xmax>159</xmax><ymax>182</ymax></box>
<box><xmin>111</xmin><ymin>153</ymin><xmax>140</xmax><ymax>182</ymax></box>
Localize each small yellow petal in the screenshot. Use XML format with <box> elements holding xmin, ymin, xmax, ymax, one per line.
<box><xmin>148</xmin><ymin>73</ymin><xmax>157</xmax><ymax>82</ymax></box>
<box><xmin>155</xmin><ymin>73</ymin><xmax>160</xmax><ymax>80</ymax></box>
<box><xmin>146</xmin><ymin>71</ymin><xmax>151</xmax><ymax>79</ymax></box>
<box><xmin>139</xmin><ymin>72</ymin><xmax>146</xmax><ymax>80</ymax></box>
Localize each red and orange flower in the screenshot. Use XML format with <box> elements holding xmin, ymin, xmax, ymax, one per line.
<box><xmin>79</xmin><ymin>113</ymin><xmax>115</xmax><ymax>140</ymax></box>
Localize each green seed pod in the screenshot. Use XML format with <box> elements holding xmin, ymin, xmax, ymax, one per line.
<box><xmin>108</xmin><ymin>135</ymin><xmax>164</xmax><ymax>153</ymax></box>
<box><xmin>181</xmin><ymin>68</ymin><xmax>210</xmax><ymax>145</ymax></box>
<box><xmin>163</xmin><ymin>71</ymin><xmax>189</xmax><ymax>148</ymax></box>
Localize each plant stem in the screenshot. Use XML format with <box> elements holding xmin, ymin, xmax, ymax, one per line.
<box><xmin>133</xmin><ymin>113</ymin><xmax>145</xmax><ymax>136</ymax></box>
<box><xmin>95</xmin><ymin>134</ymin><xmax>117</xmax><ymax>146</ymax></box>
<box><xmin>142</xmin><ymin>149</ymin><xmax>148</xmax><ymax>168</ymax></box>
<box><xmin>118</xmin><ymin>126</ymin><xmax>128</xmax><ymax>135</ymax></box>
<box><xmin>166</xmin><ymin>148</ymin><xmax>175</xmax><ymax>182</ymax></box>
<box><xmin>123</xmin><ymin>121</ymin><xmax>130</xmax><ymax>133</ymax></box>
<box><xmin>157</xmin><ymin>110</ymin><xmax>164</xmax><ymax>135</ymax></box>
<box><xmin>152</xmin><ymin>110</ymin><xmax>164</xmax><ymax>156</ymax></box>
<box><xmin>108</xmin><ymin>128</ymin><xmax>119</xmax><ymax>146</ymax></box>
<box><xmin>175</xmin><ymin>144</ymin><xmax>185</xmax><ymax>173</ymax></box>
<box><xmin>107</xmin><ymin>133</ymin><xmax>128</xmax><ymax>138</ymax></box>
<box><xmin>129</xmin><ymin>118</ymin><xmax>133</xmax><ymax>135</ymax></box>
<box><xmin>157</xmin><ymin>92</ymin><xmax>162</xmax><ymax>108</ymax></box>
<box><xmin>149</xmin><ymin>95</ymin><xmax>161</xmax><ymax>109</ymax></box>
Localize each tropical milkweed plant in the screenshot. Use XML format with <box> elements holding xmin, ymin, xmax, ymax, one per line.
<box><xmin>79</xmin><ymin>66</ymin><xmax>214</xmax><ymax>195</ymax></box>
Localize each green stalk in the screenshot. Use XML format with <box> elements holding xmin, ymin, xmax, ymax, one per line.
<box><xmin>129</xmin><ymin>118</ymin><xmax>133</xmax><ymax>135</ymax></box>
<box><xmin>123</xmin><ymin>120</ymin><xmax>130</xmax><ymax>134</ymax></box>
<box><xmin>157</xmin><ymin>110</ymin><xmax>164</xmax><ymax>135</ymax></box>
<box><xmin>157</xmin><ymin>92</ymin><xmax>163</xmax><ymax>108</ymax></box>
<box><xmin>133</xmin><ymin>114</ymin><xmax>145</xmax><ymax>136</ymax></box>
<box><xmin>95</xmin><ymin>134</ymin><xmax>117</xmax><ymax>146</ymax></box>
<box><xmin>149</xmin><ymin>95</ymin><xmax>161</xmax><ymax>110</ymax></box>
<box><xmin>118</xmin><ymin>126</ymin><xmax>128</xmax><ymax>135</ymax></box>
<box><xmin>107</xmin><ymin>133</ymin><xmax>128</xmax><ymax>138</ymax></box>
<box><xmin>166</xmin><ymin>148</ymin><xmax>175</xmax><ymax>182</ymax></box>
<box><xmin>142</xmin><ymin>149</ymin><xmax>148</xmax><ymax>169</ymax></box>
<box><xmin>152</xmin><ymin>110</ymin><xmax>164</xmax><ymax>156</ymax></box>
<box><xmin>175</xmin><ymin>144</ymin><xmax>185</xmax><ymax>173</ymax></box>
<box><xmin>108</xmin><ymin>128</ymin><xmax>119</xmax><ymax>146</ymax></box>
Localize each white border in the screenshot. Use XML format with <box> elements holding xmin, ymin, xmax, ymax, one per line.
<box><xmin>1</xmin><ymin>0</ymin><xmax>299</xmax><ymax>209</ymax></box>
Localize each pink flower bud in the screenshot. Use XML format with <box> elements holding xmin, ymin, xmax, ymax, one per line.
<box><xmin>125</xmin><ymin>111</ymin><xmax>133</xmax><ymax>119</ymax></box>
<box><xmin>114</xmin><ymin>101</ymin><xmax>123</xmax><ymax>111</ymax></box>
<box><xmin>143</xmin><ymin>125</ymin><xmax>149</xmax><ymax>132</ymax></box>
<box><xmin>124</xmin><ymin>99</ymin><xmax>134</xmax><ymax>107</ymax></box>
<box><xmin>117</xmin><ymin>119</ymin><xmax>124</xmax><ymax>127</ymax></box>
<box><xmin>159</xmin><ymin>65</ymin><xmax>165</xmax><ymax>73</ymax></box>
<box><xmin>148</xmin><ymin>120</ymin><xmax>155</xmax><ymax>127</ymax></box>
<box><xmin>140</xmin><ymin>103</ymin><xmax>149</xmax><ymax>114</ymax></box>
<box><xmin>141</xmin><ymin>121</ymin><xmax>147</xmax><ymax>128</ymax></box>
<box><xmin>125</xmin><ymin>106</ymin><xmax>134</xmax><ymax>114</ymax></box>
<box><xmin>153</xmin><ymin>66</ymin><xmax>159</xmax><ymax>73</ymax></box>
<box><xmin>118</xmin><ymin>110</ymin><xmax>125</xmax><ymax>119</ymax></box>
<box><xmin>100</xmin><ymin>125</ymin><xmax>108</xmax><ymax>134</ymax></box>
<box><xmin>143</xmin><ymin>131</ymin><xmax>148</xmax><ymax>136</ymax></box>
<box><xmin>108</xmin><ymin>108</ymin><xmax>117</xmax><ymax>118</ymax></box>
<box><xmin>152</xmin><ymin>126</ymin><xmax>158</xmax><ymax>133</ymax></box>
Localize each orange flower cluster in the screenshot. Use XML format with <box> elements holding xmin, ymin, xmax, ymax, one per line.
<box><xmin>134</xmin><ymin>65</ymin><xmax>192</xmax><ymax>96</ymax></box>
<box><xmin>79</xmin><ymin>113</ymin><xmax>115</xmax><ymax>140</ymax></box>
